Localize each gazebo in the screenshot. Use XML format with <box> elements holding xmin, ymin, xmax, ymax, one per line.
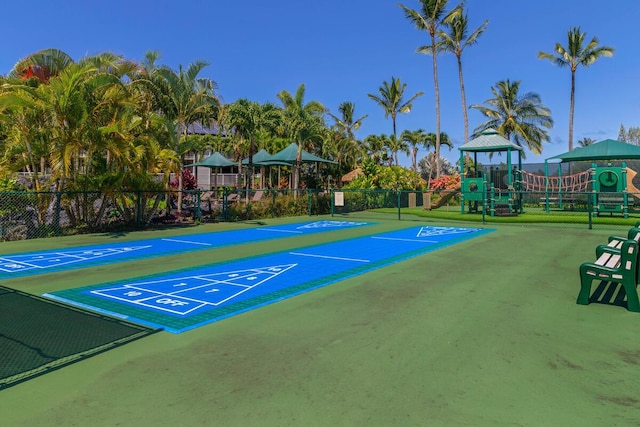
<box><xmin>268</xmin><ymin>143</ymin><xmax>336</xmax><ymax>189</ymax></box>
<box><xmin>458</xmin><ymin>129</ymin><xmax>523</xmax><ymax>216</ymax></box>
<box><xmin>192</xmin><ymin>152</ymin><xmax>236</xmax><ymax>191</ymax></box>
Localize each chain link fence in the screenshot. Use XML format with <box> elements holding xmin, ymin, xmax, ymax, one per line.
<box><xmin>0</xmin><ymin>188</ymin><xmax>332</xmax><ymax>241</ymax></box>
<box><xmin>5</xmin><ymin>185</ymin><xmax>640</xmax><ymax>241</ymax></box>
<box><xmin>329</xmin><ymin>188</ymin><xmax>640</xmax><ymax>230</ymax></box>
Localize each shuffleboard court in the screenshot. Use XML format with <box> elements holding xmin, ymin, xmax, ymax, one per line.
<box><xmin>0</xmin><ymin>220</ymin><xmax>369</xmax><ymax>279</ymax></box>
<box><xmin>46</xmin><ymin>226</ymin><xmax>494</xmax><ymax>333</ymax></box>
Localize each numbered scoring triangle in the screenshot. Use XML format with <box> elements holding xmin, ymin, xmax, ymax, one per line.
<box><xmin>416</xmin><ymin>226</ymin><xmax>479</xmax><ymax>238</ymax></box>
<box><xmin>91</xmin><ymin>263</ymin><xmax>298</xmax><ymax>314</ymax></box>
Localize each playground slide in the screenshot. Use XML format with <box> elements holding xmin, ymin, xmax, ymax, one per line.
<box><xmin>429</xmin><ymin>183</ymin><xmax>461</xmax><ymax>209</ymax></box>
<box><xmin>627</xmin><ymin>168</ymin><xmax>640</xmax><ymax>201</ymax></box>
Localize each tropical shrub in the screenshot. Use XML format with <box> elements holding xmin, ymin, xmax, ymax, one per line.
<box><xmin>344</xmin><ymin>165</ymin><xmax>425</xmax><ymax>190</ymax></box>
<box><xmin>170</xmin><ymin>169</ymin><xmax>198</xmax><ymax>190</ymax></box>
<box><xmin>429</xmin><ymin>174</ymin><xmax>460</xmax><ymax>191</ymax></box>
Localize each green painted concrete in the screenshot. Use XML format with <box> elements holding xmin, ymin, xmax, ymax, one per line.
<box><xmin>2</xmin><ymin>215</ymin><xmax>640</xmax><ymax>426</ymax></box>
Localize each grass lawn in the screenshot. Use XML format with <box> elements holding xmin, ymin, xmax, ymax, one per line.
<box><xmin>392</xmin><ymin>205</ymin><xmax>640</xmax><ymax>227</ymax></box>
<box><xmin>3</xmin><ymin>214</ymin><xmax>640</xmax><ymax>426</ymax></box>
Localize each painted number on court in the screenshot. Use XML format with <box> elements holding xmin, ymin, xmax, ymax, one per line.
<box><xmin>155</xmin><ymin>297</ymin><xmax>189</xmax><ymax>307</ymax></box>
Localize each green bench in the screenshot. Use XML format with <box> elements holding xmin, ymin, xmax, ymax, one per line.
<box><xmin>578</xmin><ymin>238</ymin><xmax>640</xmax><ymax>312</ymax></box>
<box><xmin>605</xmin><ymin>226</ymin><xmax>640</xmax><ymax>251</ymax></box>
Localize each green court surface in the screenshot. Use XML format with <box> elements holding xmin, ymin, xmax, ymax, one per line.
<box><xmin>3</xmin><ymin>216</ymin><xmax>640</xmax><ymax>426</ymax></box>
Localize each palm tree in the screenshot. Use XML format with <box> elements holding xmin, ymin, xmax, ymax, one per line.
<box><xmin>0</xmin><ymin>53</ymin><xmax>162</xmax><ymax>225</ymax></box>
<box><xmin>328</xmin><ymin>101</ymin><xmax>368</xmax><ymax>171</ymax></box>
<box><xmin>386</xmin><ymin>134</ymin><xmax>410</xmax><ymax>166</ymax></box>
<box><xmin>398</xmin><ymin>0</ymin><xmax>458</xmax><ymax>177</ymax></box>
<box><xmin>328</xmin><ymin>101</ymin><xmax>368</xmax><ymax>142</ymax></box>
<box><xmin>368</xmin><ymin>77</ymin><xmax>423</xmax><ymax>139</ymax></box>
<box><xmin>423</xmin><ymin>131</ymin><xmax>453</xmax><ymax>154</ymax></box>
<box><xmin>276</xmin><ymin>84</ymin><xmax>326</xmax><ymax>189</ymax></box>
<box><xmin>8</xmin><ymin>48</ymin><xmax>75</xmax><ymax>83</ymax></box>
<box><xmin>577</xmin><ymin>137</ymin><xmax>595</xmax><ymax>148</ymax></box>
<box><xmin>323</xmin><ymin>131</ymin><xmax>364</xmax><ymax>171</ymax></box>
<box><xmin>439</xmin><ymin>6</ymin><xmax>488</xmax><ymax>144</ymax></box>
<box><xmin>363</xmin><ymin>134</ymin><xmax>391</xmax><ymax>165</ymax></box>
<box><xmin>421</xmin><ymin>131</ymin><xmax>453</xmax><ymax>181</ymax></box>
<box><xmin>469</xmin><ymin>79</ymin><xmax>554</xmax><ymax>155</ymax></box>
<box><xmin>401</xmin><ymin>128</ymin><xmax>428</xmax><ymax>171</ymax></box>
<box><xmin>538</xmin><ymin>27</ymin><xmax>614</xmax><ymax>151</ymax></box>
<box><xmin>152</xmin><ymin>61</ymin><xmax>219</xmax><ymax>210</ymax></box>
<box><xmin>227</xmin><ymin>99</ymin><xmax>281</xmax><ymax>192</ymax></box>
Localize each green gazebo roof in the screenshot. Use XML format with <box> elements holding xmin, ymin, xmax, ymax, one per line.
<box><xmin>192</xmin><ymin>152</ymin><xmax>235</xmax><ymax>168</ymax></box>
<box><xmin>269</xmin><ymin>143</ymin><xmax>337</xmax><ymax>164</ymax></box>
<box><xmin>459</xmin><ymin>129</ymin><xmax>524</xmax><ymax>153</ymax></box>
<box><xmin>242</xmin><ymin>149</ymin><xmax>273</xmax><ymax>165</ymax></box>
<box><xmin>546</xmin><ymin>139</ymin><xmax>640</xmax><ymax>162</ymax></box>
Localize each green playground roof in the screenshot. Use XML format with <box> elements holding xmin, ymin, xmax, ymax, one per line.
<box><xmin>459</xmin><ymin>129</ymin><xmax>524</xmax><ymax>153</ymax></box>
<box><xmin>546</xmin><ymin>139</ymin><xmax>640</xmax><ymax>162</ymax></box>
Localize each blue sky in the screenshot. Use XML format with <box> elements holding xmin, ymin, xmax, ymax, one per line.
<box><xmin>3</xmin><ymin>0</ymin><xmax>639</xmax><ymax>168</ymax></box>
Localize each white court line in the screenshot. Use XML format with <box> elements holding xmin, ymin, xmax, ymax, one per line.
<box><xmin>92</xmin><ymin>285</ymin><xmax>215</xmax><ymax>315</ymax></box>
<box><xmin>56</xmin><ymin>253</ymin><xmax>93</xmax><ymax>260</ymax></box>
<box><xmin>259</xmin><ymin>228</ymin><xmax>303</xmax><ymax>234</ymax></box>
<box><xmin>290</xmin><ymin>252</ymin><xmax>370</xmax><ymax>263</ymax></box>
<box><xmin>161</xmin><ymin>238</ymin><xmax>212</xmax><ymax>246</ymax></box>
<box><xmin>0</xmin><ymin>258</ymin><xmax>41</xmax><ymax>269</ymax></box>
<box><xmin>371</xmin><ymin>237</ymin><xmax>437</xmax><ymax>243</ymax></box>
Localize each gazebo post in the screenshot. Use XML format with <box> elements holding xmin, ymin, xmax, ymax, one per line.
<box><xmin>544</xmin><ymin>161</ymin><xmax>550</xmax><ymax>213</ymax></box>
<box><xmin>518</xmin><ymin>151</ymin><xmax>523</xmax><ymax>213</ymax></box>
<box><xmin>507</xmin><ymin>147</ymin><xmax>513</xmax><ymax>213</ymax></box>
<box><xmin>460</xmin><ymin>150</ymin><xmax>466</xmax><ymax>214</ymax></box>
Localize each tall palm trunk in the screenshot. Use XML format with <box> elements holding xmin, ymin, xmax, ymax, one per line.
<box><xmin>176</xmin><ymin>128</ymin><xmax>187</xmax><ymax>214</ymax></box>
<box><xmin>569</xmin><ymin>70</ymin><xmax>576</xmax><ymax>152</ymax></box>
<box><xmin>412</xmin><ymin>146</ymin><xmax>418</xmax><ymax>171</ymax></box>
<box><xmin>457</xmin><ymin>54</ymin><xmax>472</xmax><ymax>167</ymax></box>
<box><xmin>431</xmin><ymin>34</ymin><xmax>442</xmax><ymax>178</ymax></box>
<box><xmin>457</xmin><ymin>55</ymin><xmax>468</xmax><ymax>144</ymax></box>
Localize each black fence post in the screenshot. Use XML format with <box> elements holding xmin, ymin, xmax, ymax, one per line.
<box><xmin>195</xmin><ymin>190</ymin><xmax>202</xmax><ymax>222</ymax></box>
<box><xmin>55</xmin><ymin>191</ymin><xmax>62</xmax><ymax>236</ymax></box>
<box><xmin>136</xmin><ymin>191</ymin><xmax>142</xmax><ymax>227</ymax></box>
<box><xmin>588</xmin><ymin>190</ymin><xmax>593</xmax><ymax>230</ymax></box>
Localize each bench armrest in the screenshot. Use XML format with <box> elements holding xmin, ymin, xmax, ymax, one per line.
<box><xmin>580</xmin><ymin>262</ymin><xmax>621</xmax><ymax>274</ymax></box>
<box><xmin>596</xmin><ymin>244</ymin><xmax>620</xmax><ymax>257</ymax></box>
<box><xmin>608</xmin><ymin>235</ymin><xmax>625</xmax><ymax>244</ymax></box>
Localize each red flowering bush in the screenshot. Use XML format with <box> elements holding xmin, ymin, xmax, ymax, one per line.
<box><xmin>170</xmin><ymin>169</ymin><xmax>198</xmax><ymax>190</ymax></box>
<box><xmin>429</xmin><ymin>174</ymin><xmax>460</xmax><ymax>190</ymax></box>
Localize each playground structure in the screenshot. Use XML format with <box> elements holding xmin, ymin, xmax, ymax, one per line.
<box><xmin>458</xmin><ymin>129</ymin><xmax>523</xmax><ymax>217</ymax></box>
<box><xmin>453</xmin><ymin>135</ymin><xmax>640</xmax><ymax>218</ymax></box>
<box><xmin>519</xmin><ymin>164</ymin><xmax>638</xmax><ymax>217</ymax></box>
<box><xmin>541</xmin><ymin>139</ymin><xmax>640</xmax><ymax>218</ymax></box>
<box><xmin>591</xmin><ymin>163</ymin><xmax>631</xmax><ymax>217</ymax></box>
<box><xmin>518</xmin><ymin>169</ymin><xmax>592</xmax><ymax>211</ymax></box>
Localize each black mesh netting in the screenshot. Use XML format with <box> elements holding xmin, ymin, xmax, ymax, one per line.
<box><xmin>0</xmin><ymin>286</ymin><xmax>159</xmax><ymax>390</ymax></box>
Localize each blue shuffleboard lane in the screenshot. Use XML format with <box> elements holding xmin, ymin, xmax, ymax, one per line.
<box><xmin>46</xmin><ymin>225</ymin><xmax>494</xmax><ymax>333</ymax></box>
<box><xmin>0</xmin><ymin>220</ymin><xmax>370</xmax><ymax>279</ymax></box>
